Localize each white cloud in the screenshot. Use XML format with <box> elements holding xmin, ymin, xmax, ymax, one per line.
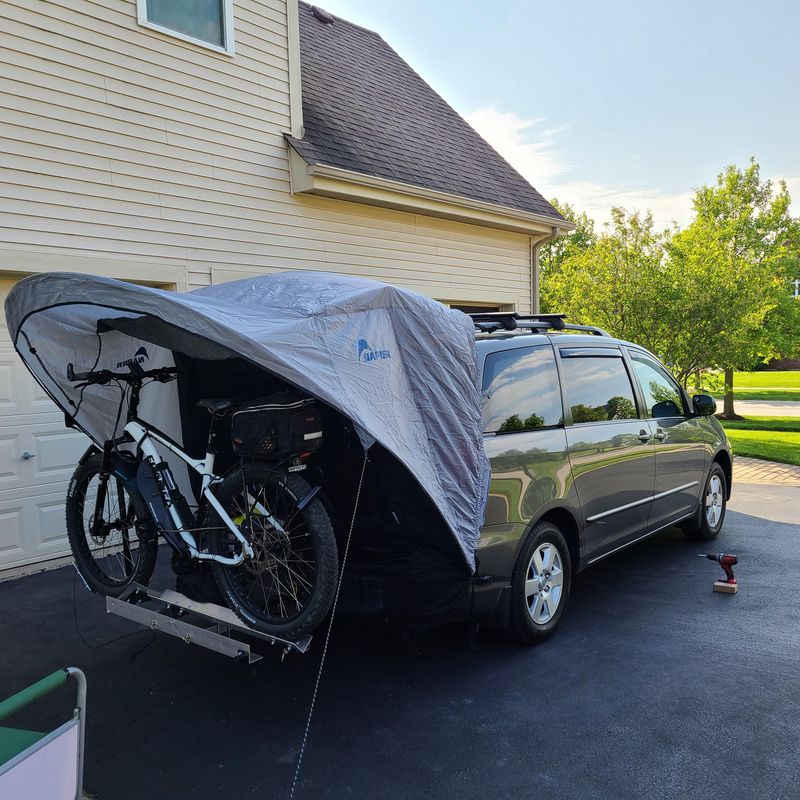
<box><xmin>466</xmin><ymin>106</ymin><xmax>693</xmax><ymax>229</ymax></box>
<box><xmin>467</xmin><ymin>106</ymin><xmax>800</xmax><ymax>231</ymax></box>
<box><xmin>466</xmin><ymin>107</ymin><xmax>572</xmax><ymax>183</ymax></box>
<box><xmin>548</xmin><ymin>181</ymin><xmax>695</xmax><ymax>231</ymax></box>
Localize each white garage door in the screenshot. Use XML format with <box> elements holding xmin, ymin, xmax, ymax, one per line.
<box><xmin>0</xmin><ymin>277</ymin><xmax>90</xmax><ymax>573</ymax></box>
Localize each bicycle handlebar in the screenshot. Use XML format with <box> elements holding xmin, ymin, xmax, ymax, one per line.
<box><xmin>67</xmin><ymin>363</ymin><xmax>179</xmax><ymax>385</ymax></box>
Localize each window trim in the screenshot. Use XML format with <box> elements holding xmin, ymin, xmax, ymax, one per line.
<box><xmin>481</xmin><ymin>344</ymin><xmax>564</xmax><ymax>435</ymax></box>
<box><xmin>556</xmin><ymin>349</ymin><xmax>641</xmax><ymax>426</ymax></box>
<box><xmin>627</xmin><ymin>348</ymin><xmax>688</xmax><ymax>419</ymax></box>
<box><xmin>136</xmin><ymin>0</ymin><xmax>235</xmax><ymax>56</ymax></box>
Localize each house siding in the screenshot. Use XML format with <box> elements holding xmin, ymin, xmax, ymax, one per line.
<box><xmin>0</xmin><ymin>0</ymin><xmax>532</xmax><ymax>310</ymax></box>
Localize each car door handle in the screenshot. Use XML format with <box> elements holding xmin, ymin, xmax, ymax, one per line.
<box><xmin>637</xmin><ymin>430</ymin><xmax>651</xmax><ymax>442</ymax></box>
<box><xmin>653</xmin><ymin>429</ymin><xmax>667</xmax><ymax>441</ymax></box>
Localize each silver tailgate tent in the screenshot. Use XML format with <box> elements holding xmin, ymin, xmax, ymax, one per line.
<box><xmin>5</xmin><ymin>271</ymin><xmax>489</xmax><ymax>571</ymax></box>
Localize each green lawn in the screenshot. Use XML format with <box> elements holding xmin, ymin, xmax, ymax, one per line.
<box><xmin>717</xmin><ymin>389</ymin><xmax>800</xmax><ymax>401</ymax></box>
<box><xmin>708</xmin><ymin>370</ymin><xmax>800</xmax><ymax>401</ymax></box>
<box><xmin>718</xmin><ymin>416</ymin><xmax>800</xmax><ymax>466</ymax></box>
<box><xmin>731</xmin><ymin>371</ymin><xmax>800</xmax><ymax>389</ymax></box>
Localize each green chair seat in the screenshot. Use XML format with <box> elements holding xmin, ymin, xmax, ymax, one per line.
<box><xmin>0</xmin><ymin>726</ymin><xmax>46</xmax><ymax>768</ymax></box>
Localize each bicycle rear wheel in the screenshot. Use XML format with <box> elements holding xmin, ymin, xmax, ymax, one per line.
<box><xmin>66</xmin><ymin>453</ymin><xmax>158</xmax><ymax>596</ymax></box>
<box><xmin>209</xmin><ymin>466</ymin><xmax>338</xmax><ymax>638</ymax></box>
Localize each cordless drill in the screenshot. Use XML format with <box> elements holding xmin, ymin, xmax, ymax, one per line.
<box><xmin>700</xmin><ymin>553</ymin><xmax>738</xmax><ymax>589</ymax></box>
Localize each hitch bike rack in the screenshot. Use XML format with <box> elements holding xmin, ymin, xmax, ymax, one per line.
<box><xmin>106</xmin><ymin>583</ymin><xmax>312</xmax><ymax>663</ymax></box>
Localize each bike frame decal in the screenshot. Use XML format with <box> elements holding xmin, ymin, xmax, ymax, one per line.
<box><xmin>124</xmin><ymin>420</ymin><xmax>255</xmax><ymax>564</ymax></box>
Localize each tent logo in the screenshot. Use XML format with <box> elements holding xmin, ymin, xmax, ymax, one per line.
<box><xmin>357</xmin><ymin>338</ymin><xmax>391</xmax><ymax>364</ymax></box>
<box><xmin>116</xmin><ymin>346</ymin><xmax>149</xmax><ymax>369</ymax></box>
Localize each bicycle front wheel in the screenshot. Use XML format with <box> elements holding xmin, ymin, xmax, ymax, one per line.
<box><xmin>209</xmin><ymin>467</ymin><xmax>338</xmax><ymax>638</ymax></box>
<box><xmin>66</xmin><ymin>452</ymin><xmax>158</xmax><ymax>596</ymax></box>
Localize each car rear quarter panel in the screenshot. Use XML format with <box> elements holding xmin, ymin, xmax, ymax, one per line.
<box><xmin>479</xmin><ymin>427</ymin><xmax>580</xmax><ymax>578</ymax></box>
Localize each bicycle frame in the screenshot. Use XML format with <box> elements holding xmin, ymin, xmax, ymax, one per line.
<box><xmin>124</xmin><ymin>420</ymin><xmax>257</xmax><ymax>566</ymax></box>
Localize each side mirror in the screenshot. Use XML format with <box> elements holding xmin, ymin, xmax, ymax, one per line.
<box><xmin>692</xmin><ymin>394</ymin><xmax>717</xmax><ymax>416</ymax></box>
<box><xmin>652</xmin><ymin>400</ymin><xmax>682</xmax><ymax>418</ymax></box>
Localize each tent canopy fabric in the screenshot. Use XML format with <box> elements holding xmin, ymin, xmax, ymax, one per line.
<box><xmin>5</xmin><ymin>271</ymin><xmax>489</xmax><ymax>569</ymax></box>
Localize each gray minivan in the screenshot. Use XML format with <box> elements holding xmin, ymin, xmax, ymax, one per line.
<box><xmin>469</xmin><ymin>314</ymin><xmax>731</xmax><ymax>644</ymax></box>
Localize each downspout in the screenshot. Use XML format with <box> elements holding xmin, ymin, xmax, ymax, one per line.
<box><xmin>530</xmin><ymin>226</ymin><xmax>561</xmax><ymax>314</ymax></box>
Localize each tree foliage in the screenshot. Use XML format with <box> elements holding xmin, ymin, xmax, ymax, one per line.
<box><xmin>668</xmin><ymin>160</ymin><xmax>800</xmax><ymax>413</ymax></box>
<box><xmin>539</xmin><ymin>199</ymin><xmax>597</xmax><ymax>287</ymax></box>
<box><xmin>497</xmin><ymin>413</ymin><xmax>545</xmax><ymax>433</ymax></box>
<box><xmin>540</xmin><ymin>160</ymin><xmax>800</xmax><ymax>410</ymax></box>
<box><xmin>541</xmin><ymin>207</ymin><xmax>673</xmax><ymax>354</ymax></box>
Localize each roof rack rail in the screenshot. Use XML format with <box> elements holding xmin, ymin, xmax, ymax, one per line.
<box><xmin>468</xmin><ymin>311</ymin><xmax>609</xmax><ymax>337</ymax></box>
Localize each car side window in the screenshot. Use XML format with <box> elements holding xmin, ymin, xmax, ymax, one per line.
<box><xmin>559</xmin><ymin>353</ymin><xmax>639</xmax><ymax>423</ymax></box>
<box><xmin>630</xmin><ymin>352</ymin><xmax>686</xmax><ymax>418</ymax></box>
<box><xmin>482</xmin><ymin>346</ymin><xmax>562</xmax><ymax>433</ymax></box>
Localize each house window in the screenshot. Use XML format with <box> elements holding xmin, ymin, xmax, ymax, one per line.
<box><xmin>136</xmin><ymin>0</ymin><xmax>235</xmax><ymax>55</ymax></box>
<box><xmin>793</xmin><ymin>278</ymin><xmax>800</xmax><ymax>298</ymax></box>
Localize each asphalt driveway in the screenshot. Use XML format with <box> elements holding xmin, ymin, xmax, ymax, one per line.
<box><xmin>1</xmin><ymin>483</ymin><xmax>799</xmax><ymax>800</ymax></box>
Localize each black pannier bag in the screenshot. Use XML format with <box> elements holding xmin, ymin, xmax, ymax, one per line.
<box><xmin>231</xmin><ymin>391</ymin><xmax>323</xmax><ymax>459</ymax></box>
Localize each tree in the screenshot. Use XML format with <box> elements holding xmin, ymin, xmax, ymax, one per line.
<box><xmin>540</xmin><ymin>207</ymin><xmax>672</xmax><ymax>350</ymax></box>
<box><xmin>539</xmin><ymin>199</ymin><xmax>597</xmax><ymax>304</ymax></box>
<box><xmin>668</xmin><ymin>160</ymin><xmax>800</xmax><ymax>417</ymax></box>
<box><xmin>497</xmin><ymin>415</ymin><xmax>524</xmax><ymax>433</ymax></box>
<box><xmin>606</xmin><ymin>395</ymin><xmax>637</xmax><ymax>420</ymax></box>
<box><xmin>540</xmin><ymin>161</ymin><xmax>800</xmax><ymax>415</ymax></box>
<box><xmin>497</xmin><ymin>412</ymin><xmax>545</xmax><ymax>433</ymax></box>
<box><xmin>570</xmin><ymin>404</ymin><xmax>608</xmax><ymax>423</ymax></box>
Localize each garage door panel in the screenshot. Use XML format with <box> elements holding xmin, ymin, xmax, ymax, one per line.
<box><xmin>32</xmin><ymin>428</ymin><xmax>88</xmax><ymax>478</ymax></box>
<box><xmin>2</xmin><ymin>276</ymin><xmax>79</xmax><ymax>571</ymax></box>
<box><xmin>1</xmin><ymin>273</ymin><xmax>173</xmax><ymax>572</ymax></box>
<box><xmin>0</xmin><ymin>491</ymin><xmax>71</xmax><ymax>568</ymax></box>
<box><xmin>0</xmin><ymin>505</ymin><xmax>24</xmax><ymax>558</ymax></box>
<box><xmin>0</xmin><ymin>422</ymin><xmax>88</xmax><ymax>493</ymax></box>
<box><xmin>31</xmin><ymin>382</ymin><xmax>59</xmax><ymax>410</ymax></box>
<box><xmin>0</xmin><ymin>356</ymin><xmax>20</xmax><ymax>413</ymax></box>
<box><xmin>0</xmin><ymin>435</ymin><xmax>16</xmax><ymax>482</ymax></box>
<box><xmin>38</xmin><ymin>498</ymin><xmax>70</xmax><ymax>547</ymax></box>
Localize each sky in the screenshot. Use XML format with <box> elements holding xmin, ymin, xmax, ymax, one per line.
<box><xmin>311</xmin><ymin>0</ymin><xmax>800</xmax><ymax>229</ymax></box>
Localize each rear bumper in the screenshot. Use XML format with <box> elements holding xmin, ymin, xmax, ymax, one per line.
<box><xmin>450</xmin><ymin>578</ymin><xmax>510</xmax><ymax>629</ymax></box>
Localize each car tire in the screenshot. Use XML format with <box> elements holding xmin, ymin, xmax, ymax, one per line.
<box><xmin>681</xmin><ymin>462</ymin><xmax>727</xmax><ymax>541</ymax></box>
<box><xmin>506</xmin><ymin>521</ymin><xmax>572</xmax><ymax>645</ymax></box>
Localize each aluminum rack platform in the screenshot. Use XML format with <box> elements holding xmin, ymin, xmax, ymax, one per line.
<box><xmin>106</xmin><ymin>584</ymin><xmax>312</xmax><ymax>663</ymax></box>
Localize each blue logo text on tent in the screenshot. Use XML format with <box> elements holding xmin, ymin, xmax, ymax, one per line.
<box><xmin>357</xmin><ymin>338</ymin><xmax>391</xmax><ymax>363</ymax></box>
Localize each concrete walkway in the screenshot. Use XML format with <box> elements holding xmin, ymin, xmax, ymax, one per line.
<box><xmin>734</xmin><ymin>455</ymin><xmax>800</xmax><ymax>486</ymax></box>
<box><xmin>728</xmin><ymin>399</ymin><xmax>800</xmax><ymax>417</ymax></box>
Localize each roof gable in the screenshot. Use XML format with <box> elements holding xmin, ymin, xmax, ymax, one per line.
<box><xmin>292</xmin><ymin>3</ymin><xmax>565</xmax><ymax>223</ymax></box>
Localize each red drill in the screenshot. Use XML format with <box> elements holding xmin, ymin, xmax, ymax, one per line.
<box><xmin>700</xmin><ymin>553</ymin><xmax>738</xmax><ymax>584</ymax></box>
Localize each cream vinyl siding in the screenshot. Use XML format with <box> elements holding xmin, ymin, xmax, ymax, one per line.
<box><xmin>0</xmin><ymin>0</ymin><xmax>532</xmax><ymax>310</ymax></box>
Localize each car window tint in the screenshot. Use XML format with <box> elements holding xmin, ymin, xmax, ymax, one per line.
<box><xmin>630</xmin><ymin>353</ymin><xmax>686</xmax><ymax>417</ymax></box>
<box><xmin>560</xmin><ymin>354</ymin><xmax>638</xmax><ymax>423</ymax></box>
<box><xmin>482</xmin><ymin>346</ymin><xmax>562</xmax><ymax>433</ymax></box>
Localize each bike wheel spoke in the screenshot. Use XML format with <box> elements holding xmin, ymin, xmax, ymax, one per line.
<box><xmin>77</xmin><ymin>471</ymin><xmax>143</xmax><ymax>587</ymax></box>
<box><xmin>223</xmin><ymin>472</ymin><xmax>323</xmax><ymax>624</ymax></box>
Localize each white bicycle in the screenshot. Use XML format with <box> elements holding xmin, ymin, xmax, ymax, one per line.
<box><xmin>64</xmin><ymin>362</ymin><xmax>338</xmax><ymax>638</ymax></box>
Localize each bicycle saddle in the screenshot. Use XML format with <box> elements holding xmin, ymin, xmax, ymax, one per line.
<box><xmin>196</xmin><ymin>398</ymin><xmax>236</xmax><ymax>415</ymax></box>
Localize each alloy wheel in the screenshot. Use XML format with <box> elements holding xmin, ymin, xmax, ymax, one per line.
<box><xmin>525</xmin><ymin>542</ymin><xmax>564</xmax><ymax>625</ymax></box>
<box><xmin>705</xmin><ymin>475</ymin><xmax>723</xmax><ymax>528</ymax></box>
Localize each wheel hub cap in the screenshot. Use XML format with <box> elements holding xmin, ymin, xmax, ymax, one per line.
<box><xmin>705</xmin><ymin>476</ymin><xmax>723</xmax><ymax>527</ymax></box>
<box><xmin>525</xmin><ymin>543</ymin><xmax>563</xmax><ymax>625</ymax></box>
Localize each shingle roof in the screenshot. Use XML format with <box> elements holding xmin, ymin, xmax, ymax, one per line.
<box><xmin>289</xmin><ymin>3</ymin><xmax>565</xmax><ymax>223</ymax></box>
